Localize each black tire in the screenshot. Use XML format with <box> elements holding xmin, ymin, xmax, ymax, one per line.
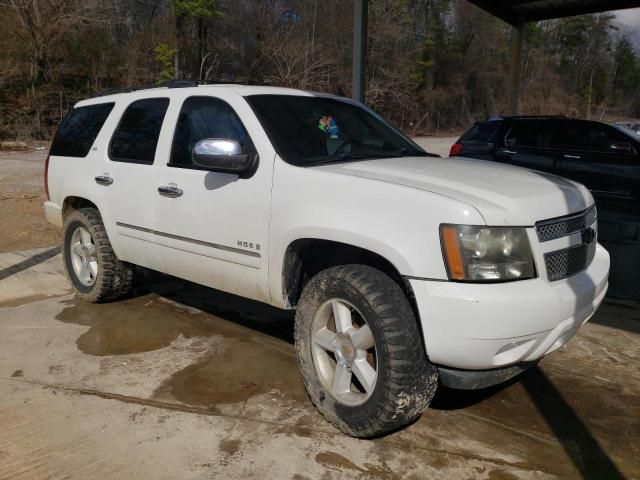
<box><xmin>62</xmin><ymin>207</ymin><xmax>134</xmax><ymax>303</ymax></box>
<box><xmin>294</xmin><ymin>265</ymin><xmax>438</xmax><ymax>438</ymax></box>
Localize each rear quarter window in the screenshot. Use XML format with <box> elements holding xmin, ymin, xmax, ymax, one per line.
<box><xmin>460</xmin><ymin>122</ymin><xmax>500</xmax><ymax>144</ymax></box>
<box><xmin>49</xmin><ymin>103</ymin><xmax>115</xmax><ymax>157</ymax></box>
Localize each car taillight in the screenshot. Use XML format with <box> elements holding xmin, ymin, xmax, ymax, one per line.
<box><xmin>44</xmin><ymin>155</ymin><xmax>50</xmax><ymax>200</ymax></box>
<box><xmin>449</xmin><ymin>143</ymin><xmax>463</xmax><ymax>157</ymax></box>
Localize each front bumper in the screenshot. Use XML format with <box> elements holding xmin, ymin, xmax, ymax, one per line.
<box><xmin>409</xmin><ymin>243</ymin><xmax>610</xmax><ymax>370</ymax></box>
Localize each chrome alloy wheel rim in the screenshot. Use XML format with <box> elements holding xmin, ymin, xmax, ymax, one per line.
<box><xmin>69</xmin><ymin>226</ymin><xmax>98</xmax><ymax>286</ymax></box>
<box><xmin>311</xmin><ymin>298</ymin><xmax>378</xmax><ymax>406</ymax></box>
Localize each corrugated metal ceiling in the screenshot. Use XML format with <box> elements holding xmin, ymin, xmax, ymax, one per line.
<box><xmin>467</xmin><ymin>0</ymin><xmax>640</xmax><ymax>25</ymax></box>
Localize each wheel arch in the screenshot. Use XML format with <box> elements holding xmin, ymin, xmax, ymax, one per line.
<box><xmin>280</xmin><ymin>238</ymin><xmax>424</xmax><ymax>339</ymax></box>
<box><xmin>62</xmin><ymin>196</ymin><xmax>99</xmax><ymax>219</ymax></box>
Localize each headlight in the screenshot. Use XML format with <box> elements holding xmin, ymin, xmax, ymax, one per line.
<box><xmin>440</xmin><ymin>225</ymin><xmax>535</xmax><ymax>282</ymax></box>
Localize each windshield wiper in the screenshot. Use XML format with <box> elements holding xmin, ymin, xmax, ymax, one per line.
<box><xmin>385</xmin><ymin>148</ymin><xmax>429</xmax><ymax>157</ymax></box>
<box><xmin>308</xmin><ymin>148</ymin><xmax>430</xmax><ymax>167</ymax></box>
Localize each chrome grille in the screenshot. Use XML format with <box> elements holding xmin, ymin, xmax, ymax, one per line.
<box><xmin>536</xmin><ymin>206</ymin><xmax>597</xmax><ymax>242</ymax></box>
<box><xmin>544</xmin><ymin>242</ymin><xmax>596</xmax><ymax>281</ymax></box>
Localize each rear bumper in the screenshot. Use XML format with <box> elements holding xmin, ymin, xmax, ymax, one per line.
<box><xmin>409</xmin><ymin>243</ymin><xmax>610</xmax><ymax>370</ymax></box>
<box><xmin>44</xmin><ymin>201</ymin><xmax>63</xmax><ymax>227</ymax></box>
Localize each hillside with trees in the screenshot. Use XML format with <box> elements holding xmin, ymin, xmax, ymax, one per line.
<box><xmin>0</xmin><ymin>0</ymin><xmax>639</xmax><ymax>139</ymax></box>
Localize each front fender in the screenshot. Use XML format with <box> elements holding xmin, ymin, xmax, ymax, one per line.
<box><xmin>268</xmin><ymin>161</ymin><xmax>485</xmax><ymax>307</ymax></box>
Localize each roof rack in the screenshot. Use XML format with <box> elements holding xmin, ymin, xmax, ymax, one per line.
<box><xmin>93</xmin><ymin>78</ymin><xmax>259</xmax><ymax>98</ymax></box>
<box><xmin>167</xmin><ymin>79</ymin><xmax>198</xmax><ymax>88</ymax></box>
<box><xmin>501</xmin><ymin>115</ymin><xmax>568</xmax><ymax>119</ymax></box>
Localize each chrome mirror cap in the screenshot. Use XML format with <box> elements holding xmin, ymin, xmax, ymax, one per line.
<box><xmin>194</xmin><ymin>138</ymin><xmax>242</xmax><ymax>156</ymax></box>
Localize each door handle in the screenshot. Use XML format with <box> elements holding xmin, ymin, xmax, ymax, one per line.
<box><xmin>95</xmin><ymin>175</ymin><xmax>113</xmax><ymax>186</ymax></box>
<box><xmin>563</xmin><ymin>154</ymin><xmax>581</xmax><ymax>159</ymax></box>
<box><xmin>158</xmin><ymin>185</ymin><xmax>183</xmax><ymax>198</ymax></box>
<box><xmin>501</xmin><ymin>149</ymin><xmax>517</xmax><ymax>155</ymax></box>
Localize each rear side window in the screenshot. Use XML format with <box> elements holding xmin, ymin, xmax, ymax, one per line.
<box><xmin>109</xmin><ymin>98</ymin><xmax>170</xmax><ymax>164</ymax></box>
<box><xmin>505</xmin><ymin>120</ymin><xmax>540</xmax><ymax>147</ymax></box>
<box><xmin>460</xmin><ymin>122</ymin><xmax>500</xmax><ymax>144</ymax></box>
<box><xmin>50</xmin><ymin>103</ymin><xmax>114</xmax><ymax>157</ymax></box>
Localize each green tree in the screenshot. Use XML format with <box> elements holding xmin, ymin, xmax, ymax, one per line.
<box><xmin>155</xmin><ymin>43</ymin><xmax>177</xmax><ymax>82</ymax></box>
<box><xmin>613</xmin><ymin>36</ymin><xmax>640</xmax><ymax>96</ymax></box>
<box><xmin>172</xmin><ymin>0</ymin><xmax>221</xmax><ymax>78</ymax></box>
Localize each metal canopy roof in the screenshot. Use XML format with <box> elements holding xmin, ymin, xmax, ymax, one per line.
<box><xmin>467</xmin><ymin>0</ymin><xmax>640</xmax><ymax>26</ymax></box>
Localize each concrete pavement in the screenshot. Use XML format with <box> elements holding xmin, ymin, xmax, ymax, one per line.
<box><xmin>0</xmin><ymin>247</ymin><xmax>638</xmax><ymax>479</ymax></box>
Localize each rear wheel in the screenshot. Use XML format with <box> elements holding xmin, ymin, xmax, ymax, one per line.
<box><xmin>294</xmin><ymin>265</ymin><xmax>438</xmax><ymax>437</ymax></box>
<box><xmin>62</xmin><ymin>207</ymin><xmax>134</xmax><ymax>302</ymax></box>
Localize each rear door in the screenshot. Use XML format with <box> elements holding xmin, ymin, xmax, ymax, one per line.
<box><xmin>493</xmin><ymin>119</ymin><xmax>559</xmax><ymax>173</ymax></box>
<box><xmin>97</xmin><ymin>97</ymin><xmax>170</xmax><ymax>270</ymax></box>
<box><xmin>555</xmin><ymin>120</ymin><xmax>640</xmax><ymax>215</ymax></box>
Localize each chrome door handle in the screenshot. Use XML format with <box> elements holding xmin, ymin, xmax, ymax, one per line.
<box><xmin>95</xmin><ymin>175</ymin><xmax>113</xmax><ymax>186</ymax></box>
<box><xmin>564</xmin><ymin>154</ymin><xmax>581</xmax><ymax>159</ymax></box>
<box><xmin>158</xmin><ymin>185</ymin><xmax>183</xmax><ymax>198</ymax></box>
<box><xmin>501</xmin><ymin>149</ymin><xmax>517</xmax><ymax>155</ymax></box>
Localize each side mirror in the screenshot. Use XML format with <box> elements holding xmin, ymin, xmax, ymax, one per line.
<box><xmin>192</xmin><ymin>139</ymin><xmax>255</xmax><ymax>176</ymax></box>
<box><xmin>610</xmin><ymin>141</ymin><xmax>633</xmax><ymax>153</ymax></box>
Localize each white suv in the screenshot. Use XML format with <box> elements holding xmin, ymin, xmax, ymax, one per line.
<box><xmin>44</xmin><ymin>83</ymin><xmax>610</xmax><ymax>437</ymax></box>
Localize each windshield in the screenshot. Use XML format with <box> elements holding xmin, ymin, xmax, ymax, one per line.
<box><xmin>612</xmin><ymin>123</ymin><xmax>640</xmax><ymax>138</ymax></box>
<box><xmin>246</xmin><ymin>94</ymin><xmax>427</xmax><ymax>166</ymax></box>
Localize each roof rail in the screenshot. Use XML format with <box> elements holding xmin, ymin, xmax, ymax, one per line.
<box><xmin>504</xmin><ymin>114</ymin><xmax>568</xmax><ymax>119</ymax></box>
<box><xmin>167</xmin><ymin>79</ymin><xmax>199</xmax><ymax>88</ymax></box>
<box><xmin>93</xmin><ymin>78</ymin><xmax>255</xmax><ymax>98</ymax></box>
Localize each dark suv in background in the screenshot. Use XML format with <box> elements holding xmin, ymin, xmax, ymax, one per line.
<box><xmin>452</xmin><ymin>116</ymin><xmax>640</xmax><ymax>299</ymax></box>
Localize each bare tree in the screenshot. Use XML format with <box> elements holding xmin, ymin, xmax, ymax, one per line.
<box><xmin>1</xmin><ymin>1</ymin><xmax>115</xmax><ymax>84</ymax></box>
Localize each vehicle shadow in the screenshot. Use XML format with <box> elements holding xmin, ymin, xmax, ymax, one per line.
<box><xmin>132</xmin><ymin>268</ymin><xmax>295</xmax><ymax>343</ymax></box>
<box><xmin>430</xmin><ymin>375</ymin><xmax>522</xmax><ymax>410</ymax></box>
<box><xmin>591</xmin><ymin>300</ymin><xmax>640</xmax><ymax>334</ymax></box>
<box><xmin>521</xmin><ymin>367</ymin><xmax>625</xmax><ymax>480</ymax></box>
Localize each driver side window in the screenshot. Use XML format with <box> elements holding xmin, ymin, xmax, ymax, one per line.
<box><xmin>170</xmin><ymin>96</ymin><xmax>254</xmax><ymax>167</ymax></box>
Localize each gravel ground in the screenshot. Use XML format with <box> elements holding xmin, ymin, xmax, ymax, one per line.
<box><xmin>0</xmin><ymin>148</ymin><xmax>59</xmax><ymax>252</ymax></box>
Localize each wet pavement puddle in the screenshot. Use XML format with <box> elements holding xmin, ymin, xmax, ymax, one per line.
<box><xmin>55</xmin><ymin>293</ymin><xmax>307</xmax><ymax>410</ymax></box>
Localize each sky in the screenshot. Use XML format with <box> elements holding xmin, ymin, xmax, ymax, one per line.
<box><xmin>613</xmin><ymin>8</ymin><xmax>640</xmax><ymax>47</ymax></box>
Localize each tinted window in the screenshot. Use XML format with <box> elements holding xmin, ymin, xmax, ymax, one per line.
<box><xmin>553</xmin><ymin>121</ymin><xmax>634</xmax><ymax>153</ymax></box>
<box><xmin>460</xmin><ymin>121</ymin><xmax>500</xmax><ymax>144</ymax></box>
<box><xmin>110</xmin><ymin>98</ymin><xmax>169</xmax><ymax>164</ymax></box>
<box><xmin>170</xmin><ymin>96</ymin><xmax>253</xmax><ymax>167</ymax></box>
<box><xmin>505</xmin><ymin>120</ymin><xmax>541</xmax><ymax>148</ymax></box>
<box><xmin>584</xmin><ymin>124</ymin><xmax>635</xmax><ymax>153</ymax></box>
<box><xmin>50</xmin><ymin>103</ymin><xmax>114</xmax><ymax>157</ymax></box>
<box><xmin>247</xmin><ymin>95</ymin><xmax>426</xmax><ymax>166</ymax></box>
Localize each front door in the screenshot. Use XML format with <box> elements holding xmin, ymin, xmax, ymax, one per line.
<box><xmin>153</xmin><ymin>92</ymin><xmax>274</xmax><ymax>303</ymax></box>
<box><xmin>555</xmin><ymin>120</ymin><xmax>640</xmax><ymax>215</ymax></box>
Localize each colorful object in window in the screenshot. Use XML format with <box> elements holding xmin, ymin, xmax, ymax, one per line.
<box><xmin>318</xmin><ymin>115</ymin><xmax>340</xmax><ymax>139</ymax></box>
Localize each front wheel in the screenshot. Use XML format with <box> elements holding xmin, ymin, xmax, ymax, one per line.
<box><xmin>294</xmin><ymin>265</ymin><xmax>438</xmax><ymax>437</ymax></box>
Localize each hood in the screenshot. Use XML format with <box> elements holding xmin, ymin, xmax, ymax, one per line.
<box><xmin>315</xmin><ymin>156</ymin><xmax>593</xmax><ymax>226</ymax></box>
